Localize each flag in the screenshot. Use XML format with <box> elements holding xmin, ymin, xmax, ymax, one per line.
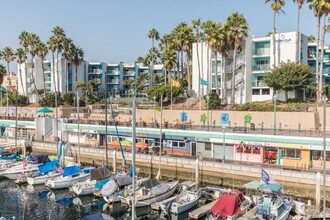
<box><xmin>261</xmin><ymin>169</ymin><xmax>270</xmax><ymax>184</ymax></box>
<box><xmin>201</xmin><ymin>78</ymin><xmax>208</xmax><ymax>86</ymax></box>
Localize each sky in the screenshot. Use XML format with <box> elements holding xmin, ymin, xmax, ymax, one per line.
<box><xmin>0</xmin><ymin>0</ymin><xmax>329</xmax><ymax>71</ymax></box>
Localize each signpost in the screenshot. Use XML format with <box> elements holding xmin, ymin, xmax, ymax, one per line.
<box><xmin>180</xmin><ymin>112</ymin><xmax>188</xmax><ymax>122</ymax></box>
<box><xmin>220</xmin><ymin>113</ymin><xmax>229</xmax><ymax>163</ymax></box>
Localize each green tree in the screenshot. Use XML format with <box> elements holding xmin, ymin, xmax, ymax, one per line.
<box><xmin>27</xmin><ymin>33</ymin><xmax>40</xmax><ymax>100</ymax></box>
<box><xmin>226</xmin><ymin>12</ymin><xmax>249</xmax><ymax>105</ymax></box>
<box><xmin>162</xmin><ymin>46</ymin><xmax>177</xmax><ymax>85</ymax></box>
<box><xmin>36</xmin><ymin>41</ymin><xmax>49</xmax><ymax>97</ymax></box>
<box><xmin>0</xmin><ymin>64</ymin><xmax>6</xmax><ymax>85</ymax></box>
<box><xmin>136</xmin><ymin>72</ymin><xmax>149</xmax><ymax>91</ymax></box>
<box><xmin>148</xmin><ymin>28</ymin><xmax>160</xmax><ymax>86</ymax></box>
<box><xmin>204</xmin><ymin>92</ymin><xmax>222</xmax><ymax>109</ymax></box>
<box><xmin>265</xmin><ymin>0</ymin><xmax>285</xmax><ymax>67</ymax></box>
<box><xmin>264</xmin><ymin>61</ymin><xmax>314</xmax><ymax>101</ymax></box>
<box><xmin>202</xmin><ymin>20</ymin><xmax>215</xmax><ymax>94</ymax></box>
<box><xmin>38</xmin><ymin>92</ymin><xmax>63</xmax><ymax>107</ymax></box>
<box><xmin>123</xmin><ymin>78</ymin><xmax>135</xmax><ymax>91</ymax></box>
<box><xmin>63</xmin><ymin>92</ymin><xmax>76</xmax><ymax>105</ymax></box>
<box><xmin>16</xmin><ymin>48</ymin><xmax>27</xmax><ymax>96</ymax></box>
<box><xmin>144</xmin><ymin>47</ymin><xmax>161</xmax><ymax>66</ymax></box>
<box><xmin>200</xmin><ymin>113</ymin><xmax>207</xmax><ymax>127</ymax></box>
<box><xmin>308</xmin><ymin>35</ymin><xmax>316</xmax><ymax>42</ymax></box>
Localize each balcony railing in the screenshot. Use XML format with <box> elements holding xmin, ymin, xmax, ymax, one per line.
<box><xmin>108</xmin><ymin>70</ymin><xmax>119</xmax><ymax>75</ymax></box>
<box><xmin>89</xmin><ymin>69</ymin><xmax>102</xmax><ymax>74</ymax></box>
<box><xmin>108</xmin><ymin>80</ymin><xmax>119</xmax><ymax>84</ymax></box>
<box><xmin>254</xmin><ymin>48</ymin><xmax>270</xmax><ymax>56</ymax></box>
<box><xmin>253</xmin><ymin>64</ymin><xmax>270</xmax><ymax>72</ymax></box>
<box><xmin>124</xmin><ymin>70</ymin><xmax>135</xmax><ymax>75</ymax></box>
<box><xmin>252</xmin><ymin>81</ymin><xmax>267</xmax><ymax>87</ymax></box>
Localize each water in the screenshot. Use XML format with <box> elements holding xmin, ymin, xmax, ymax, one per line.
<box><xmin>0</xmin><ymin>180</ymin><xmax>195</xmax><ymax>220</ymax></box>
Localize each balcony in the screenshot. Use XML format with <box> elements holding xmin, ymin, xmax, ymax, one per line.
<box><xmin>44</xmin><ymin>77</ymin><xmax>51</xmax><ymax>82</ymax></box>
<box><xmin>252</xmin><ymin>81</ymin><xmax>267</xmax><ymax>87</ymax></box>
<box><xmin>108</xmin><ymin>70</ymin><xmax>120</xmax><ymax>75</ymax></box>
<box><xmin>254</xmin><ymin>48</ymin><xmax>270</xmax><ymax>56</ymax></box>
<box><xmin>44</xmin><ymin>67</ymin><xmax>51</xmax><ymax>72</ymax></box>
<box><xmin>89</xmin><ymin>69</ymin><xmax>102</xmax><ymax>74</ymax></box>
<box><xmin>124</xmin><ymin>70</ymin><xmax>135</xmax><ymax>75</ymax></box>
<box><xmin>253</xmin><ymin>64</ymin><xmax>270</xmax><ymax>72</ymax></box>
<box><xmin>108</xmin><ymin>80</ymin><xmax>119</xmax><ymax>84</ymax></box>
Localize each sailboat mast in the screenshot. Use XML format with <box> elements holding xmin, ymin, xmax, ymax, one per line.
<box><xmin>15</xmin><ymin>79</ymin><xmax>18</xmax><ymax>151</ymax></box>
<box><xmin>132</xmin><ymin>94</ymin><xmax>136</xmax><ymax>219</ymax></box>
<box><xmin>105</xmin><ymin>86</ymin><xmax>108</xmax><ymax>168</ymax></box>
<box><xmin>76</xmin><ymin>90</ymin><xmax>81</xmax><ymax>165</ymax></box>
<box><xmin>158</xmin><ymin>93</ymin><xmax>163</xmax><ymax>180</ymax></box>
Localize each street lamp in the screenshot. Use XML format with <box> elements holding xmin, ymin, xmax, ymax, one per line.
<box><xmin>222</xmin><ymin>125</ymin><xmax>226</xmax><ymax>163</ymax></box>
<box><xmin>206</xmin><ymin>95</ymin><xmax>210</xmax><ymax>131</ymax></box>
<box><xmin>322</xmin><ymin>93</ymin><xmax>327</xmax><ymax>219</ymax></box>
<box><xmin>273</xmin><ymin>94</ymin><xmax>277</xmax><ymax>135</ymax></box>
<box><xmin>153</xmin><ymin>96</ymin><xmax>156</xmax><ymax>128</ymax></box>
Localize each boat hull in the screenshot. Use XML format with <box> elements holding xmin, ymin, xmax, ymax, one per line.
<box><xmin>170</xmin><ymin>190</ymin><xmax>201</xmax><ymax>214</ymax></box>
<box><xmin>45</xmin><ymin>173</ymin><xmax>90</xmax><ymax>189</ymax></box>
<box><xmin>27</xmin><ymin>172</ymin><xmax>62</xmax><ymax>185</ymax></box>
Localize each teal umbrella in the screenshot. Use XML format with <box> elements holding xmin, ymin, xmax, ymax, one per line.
<box><xmin>37</xmin><ymin>107</ymin><xmax>53</xmax><ymax>113</ymax></box>
<box><xmin>1</xmin><ymin>86</ymin><xmax>7</xmax><ymax>93</ymax></box>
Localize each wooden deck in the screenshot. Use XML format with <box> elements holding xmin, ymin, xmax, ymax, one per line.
<box><xmin>189</xmin><ymin>200</ymin><xmax>216</xmax><ymax>219</ymax></box>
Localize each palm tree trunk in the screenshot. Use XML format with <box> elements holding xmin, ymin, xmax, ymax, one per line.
<box><xmin>231</xmin><ymin>46</ymin><xmax>238</xmax><ymax>105</ymax></box>
<box><xmin>215</xmin><ymin>52</ymin><xmax>219</xmax><ymax>95</ymax></box>
<box><xmin>319</xmin><ymin>14</ymin><xmax>327</xmax><ymax>97</ymax></box>
<box><xmin>187</xmin><ymin>53</ymin><xmax>191</xmax><ymax>91</ymax></box>
<box><xmin>181</xmin><ymin>50</ymin><xmax>184</xmax><ymax>80</ymax></box>
<box><xmin>316</xmin><ymin>14</ymin><xmax>321</xmax><ymax>102</ymax></box>
<box><xmin>31</xmin><ymin>56</ymin><xmax>39</xmax><ymax>101</ymax></box>
<box><xmin>6</xmin><ymin>62</ymin><xmax>11</xmax><ymax>87</ymax></box>
<box><xmin>41</xmin><ymin>59</ymin><xmax>46</xmax><ymax>97</ymax></box>
<box><xmin>151</xmin><ymin>38</ymin><xmax>154</xmax><ymax>87</ymax></box>
<box><xmin>64</xmin><ymin>59</ymin><xmax>67</xmax><ymax>94</ymax></box>
<box><xmin>19</xmin><ymin>65</ymin><xmax>25</xmax><ymax>97</ymax></box>
<box><xmin>295</xmin><ymin>5</ymin><xmax>301</xmax><ymax>63</ymax></box>
<box><xmin>272</xmin><ymin>11</ymin><xmax>276</xmax><ymax>67</ymax></box>
<box><xmin>52</xmin><ymin>53</ymin><xmax>57</xmax><ymax>93</ymax></box>
<box><xmin>207</xmin><ymin>47</ymin><xmax>210</xmax><ymax>93</ymax></box>
<box><xmin>222</xmin><ymin>55</ymin><xmax>227</xmax><ymax>104</ymax></box>
<box><xmin>196</xmin><ymin>40</ymin><xmax>201</xmax><ymax>98</ymax></box>
<box><xmin>176</xmin><ymin>51</ymin><xmax>180</xmax><ymax>79</ymax></box>
<box><xmin>164</xmin><ymin>70</ymin><xmax>167</xmax><ymax>85</ymax></box>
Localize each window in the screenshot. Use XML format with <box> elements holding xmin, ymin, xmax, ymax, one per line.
<box><xmin>262</xmin><ymin>89</ymin><xmax>270</xmax><ymax>95</ymax></box>
<box><xmin>135</xmin><ymin>138</ymin><xmax>142</xmax><ymax>143</ymax></box>
<box><xmin>252</xmin><ymin>89</ymin><xmax>260</xmax><ymax>95</ymax></box>
<box><xmin>236</xmin><ymin>145</ymin><xmax>243</xmax><ymax>153</ymax></box>
<box><xmin>281</xmin><ymin>149</ymin><xmax>301</xmax><ymax>159</ymax></box>
<box><xmin>68</xmin><ymin>85</ymin><xmax>72</xmax><ymax>91</ymax></box>
<box><xmin>178</xmin><ymin>142</ymin><xmax>185</xmax><ymax>148</ymax></box>
<box><xmin>205</xmin><ymin>143</ymin><xmax>211</xmax><ymax>151</ymax></box>
<box><xmin>311</xmin><ymin>151</ymin><xmax>330</xmax><ymax>161</ymax></box>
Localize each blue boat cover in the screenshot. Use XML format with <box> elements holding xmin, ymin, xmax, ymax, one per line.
<box><xmin>95</xmin><ymin>179</ymin><xmax>110</xmax><ymax>189</ymax></box>
<box><xmin>38</xmin><ymin>160</ymin><xmax>57</xmax><ymax>174</ymax></box>
<box><xmin>63</xmin><ymin>165</ymin><xmax>80</xmax><ymax>177</ymax></box>
<box><xmin>0</xmin><ymin>153</ymin><xmax>16</xmax><ymax>160</ymax></box>
<box><xmin>258</xmin><ymin>183</ymin><xmax>282</xmax><ymax>193</ymax></box>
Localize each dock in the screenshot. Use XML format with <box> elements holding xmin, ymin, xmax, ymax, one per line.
<box><xmin>304</xmin><ymin>204</ymin><xmax>330</xmax><ymax>219</ymax></box>
<box><xmin>189</xmin><ymin>200</ymin><xmax>216</xmax><ymax>219</ymax></box>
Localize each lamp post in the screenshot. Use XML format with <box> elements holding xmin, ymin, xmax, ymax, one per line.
<box><xmin>222</xmin><ymin>125</ymin><xmax>226</xmax><ymax>163</ymax></box>
<box><xmin>206</xmin><ymin>95</ymin><xmax>210</xmax><ymax>131</ymax></box>
<box><xmin>273</xmin><ymin>94</ymin><xmax>277</xmax><ymax>135</ymax></box>
<box><xmin>322</xmin><ymin>93</ymin><xmax>327</xmax><ymax>219</ymax></box>
<box><xmin>153</xmin><ymin>96</ymin><xmax>156</xmax><ymax>128</ymax></box>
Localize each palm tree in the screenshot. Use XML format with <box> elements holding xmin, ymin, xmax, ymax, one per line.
<box><xmin>0</xmin><ymin>64</ymin><xmax>5</xmax><ymax>85</ymax></box>
<box><xmin>265</xmin><ymin>0</ymin><xmax>285</xmax><ymax>67</ymax></box>
<box><xmin>144</xmin><ymin>47</ymin><xmax>161</xmax><ymax>66</ymax></box>
<box><xmin>62</xmin><ymin>37</ymin><xmax>73</xmax><ymax>94</ymax></box>
<box><xmin>148</xmin><ymin>28</ymin><xmax>160</xmax><ymax>87</ymax></box>
<box><xmin>51</xmin><ymin>26</ymin><xmax>65</xmax><ymax>94</ymax></box>
<box><xmin>318</xmin><ymin>2</ymin><xmax>330</xmax><ymax>97</ymax></box>
<box><xmin>293</xmin><ymin>0</ymin><xmax>306</xmax><ymax>63</ymax></box>
<box><xmin>308</xmin><ymin>35</ymin><xmax>316</xmax><ymax>42</ymax></box>
<box><xmin>163</xmin><ymin>46</ymin><xmax>177</xmax><ymax>85</ymax></box>
<box><xmin>1</xmin><ymin>47</ymin><xmax>16</xmax><ymax>78</ymax></box>
<box><xmin>16</xmin><ymin>48</ymin><xmax>27</xmax><ymax>96</ymax></box>
<box><xmin>226</xmin><ymin>12</ymin><xmax>249</xmax><ymax>105</ymax></box>
<box><xmin>18</xmin><ymin>31</ymin><xmax>31</xmax><ymax>100</ymax></box>
<box><xmin>71</xmin><ymin>44</ymin><xmax>84</xmax><ymax>88</ymax></box>
<box><xmin>192</xmin><ymin>18</ymin><xmax>202</xmax><ymax>97</ymax></box>
<box><xmin>136</xmin><ymin>72</ymin><xmax>149</xmax><ymax>91</ymax></box>
<box><xmin>309</xmin><ymin>0</ymin><xmax>328</xmax><ymax>101</ymax></box>
<box><xmin>202</xmin><ymin>20</ymin><xmax>214</xmax><ymax>93</ymax></box>
<box><xmin>36</xmin><ymin>42</ymin><xmax>49</xmax><ymax>97</ymax></box>
<box><xmin>48</xmin><ymin>36</ymin><xmax>57</xmax><ymax>93</ymax></box>
<box><xmin>205</xmin><ymin>21</ymin><xmax>223</xmax><ymax>96</ymax></box>
<box><xmin>181</xmin><ymin>25</ymin><xmax>194</xmax><ymax>91</ymax></box>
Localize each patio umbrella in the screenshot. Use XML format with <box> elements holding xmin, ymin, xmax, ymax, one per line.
<box><xmin>37</xmin><ymin>107</ymin><xmax>53</xmax><ymax>114</ymax></box>
<box><xmin>136</xmin><ymin>142</ymin><xmax>148</xmax><ymax>147</ymax></box>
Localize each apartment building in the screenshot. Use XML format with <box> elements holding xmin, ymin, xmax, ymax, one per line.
<box><xmin>192</xmin><ymin>31</ymin><xmax>310</xmax><ymax>104</ymax></box>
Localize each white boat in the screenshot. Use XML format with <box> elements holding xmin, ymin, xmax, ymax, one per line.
<box><xmin>26</xmin><ymin>160</ymin><xmax>63</xmax><ymax>185</ymax></box>
<box><xmin>0</xmin><ymin>163</ymin><xmax>38</xmax><ymax>179</ymax></box>
<box><xmin>123</xmin><ymin>179</ymin><xmax>179</xmax><ymax>208</ymax></box>
<box><xmin>45</xmin><ymin>165</ymin><xmax>90</xmax><ymax>189</ymax></box>
<box><xmin>170</xmin><ymin>190</ymin><xmax>202</xmax><ymax>214</ymax></box>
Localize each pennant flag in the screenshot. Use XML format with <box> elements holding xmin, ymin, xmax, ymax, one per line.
<box><xmin>22</xmin><ymin>158</ymin><xmax>27</xmax><ymax>168</ymax></box>
<box><xmin>261</xmin><ymin>169</ymin><xmax>270</xmax><ymax>184</ymax></box>
<box><xmin>201</xmin><ymin>78</ymin><xmax>209</xmax><ymax>86</ymax></box>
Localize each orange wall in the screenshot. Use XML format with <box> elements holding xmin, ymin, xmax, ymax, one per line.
<box><xmin>281</xmin><ymin>149</ymin><xmax>309</xmax><ymax>168</ymax></box>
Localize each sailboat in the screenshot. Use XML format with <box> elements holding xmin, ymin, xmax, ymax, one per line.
<box><xmin>45</xmin><ymin>165</ymin><xmax>90</xmax><ymax>189</ymax></box>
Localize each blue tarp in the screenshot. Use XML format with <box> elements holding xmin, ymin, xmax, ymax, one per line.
<box><xmin>63</xmin><ymin>165</ymin><xmax>80</xmax><ymax>177</ymax></box>
<box><xmin>95</xmin><ymin>179</ymin><xmax>110</xmax><ymax>189</ymax></box>
<box><xmin>38</xmin><ymin>160</ymin><xmax>57</xmax><ymax>174</ymax></box>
